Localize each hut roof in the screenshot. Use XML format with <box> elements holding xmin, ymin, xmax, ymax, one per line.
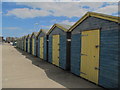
<box><xmin>69</xmin><ymin>12</ymin><xmax>120</xmax><ymax>32</ymax></box>
<box><xmin>37</xmin><ymin>29</ymin><xmax>49</xmax><ymax>37</ymax></box>
<box><xmin>47</xmin><ymin>23</ymin><xmax>71</xmax><ymax>35</ymax></box>
<box><xmin>31</xmin><ymin>32</ymin><xmax>39</xmax><ymax>38</ymax></box>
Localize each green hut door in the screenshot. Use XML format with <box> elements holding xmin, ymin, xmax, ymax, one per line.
<box><xmin>52</xmin><ymin>35</ymin><xmax>60</xmax><ymax>66</ymax></box>
<box><xmin>40</xmin><ymin>37</ymin><xmax>44</xmax><ymax>59</ymax></box>
<box><xmin>80</xmin><ymin>29</ymin><xmax>100</xmax><ymax>84</ymax></box>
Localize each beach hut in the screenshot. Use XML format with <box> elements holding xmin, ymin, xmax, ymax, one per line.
<box><xmin>31</xmin><ymin>32</ymin><xmax>38</xmax><ymax>56</ymax></box>
<box><xmin>69</xmin><ymin>12</ymin><xmax>120</xmax><ymax>88</ymax></box>
<box><xmin>20</xmin><ymin>36</ymin><xmax>24</xmax><ymax>50</ymax></box>
<box><xmin>19</xmin><ymin>38</ymin><xmax>21</xmax><ymax>49</ymax></box>
<box><xmin>16</xmin><ymin>38</ymin><xmax>19</xmax><ymax>48</ymax></box>
<box><xmin>47</xmin><ymin>24</ymin><xmax>71</xmax><ymax>70</ymax></box>
<box><xmin>36</xmin><ymin>29</ymin><xmax>48</xmax><ymax>60</ymax></box>
<box><xmin>23</xmin><ymin>36</ymin><xmax>27</xmax><ymax>52</ymax></box>
<box><xmin>27</xmin><ymin>34</ymin><xmax>32</xmax><ymax>53</ymax></box>
<box><xmin>20</xmin><ymin>37</ymin><xmax>23</xmax><ymax>50</ymax></box>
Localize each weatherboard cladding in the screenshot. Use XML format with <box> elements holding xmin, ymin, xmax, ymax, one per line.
<box><xmin>27</xmin><ymin>34</ymin><xmax>31</xmax><ymax>53</ymax></box>
<box><xmin>37</xmin><ymin>31</ymin><xmax>47</xmax><ymax>60</ymax></box>
<box><xmin>99</xmin><ymin>29</ymin><xmax>119</xmax><ymax>88</ymax></box>
<box><xmin>48</xmin><ymin>36</ymin><xmax>52</xmax><ymax>63</ymax></box>
<box><xmin>71</xmin><ymin>16</ymin><xmax>119</xmax><ymax>88</ymax></box>
<box><xmin>59</xmin><ymin>34</ymin><xmax>67</xmax><ymax>69</ymax></box>
<box><xmin>48</xmin><ymin>26</ymin><xmax>70</xmax><ymax>70</ymax></box>
<box><xmin>26</xmin><ymin>37</ymin><xmax>28</xmax><ymax>52</ymax></box>
<box><xmin>71</xmin><ymin>33</ymin><xmax>81</xmax><ymax>76</ymax></box>
<box><xmin>23</xmin><ymin>36</ymin><xmax>27</xmax><ymax>52</ymax></box>
<box><xmin>30</xmin><ymin>38</ymin><xmax>32</xmax><ymax>54</ymax></box>
<box><xmin>43</xmin><ymin>36</ymin><xmax>47</xmax><ymax>60</ymax></box>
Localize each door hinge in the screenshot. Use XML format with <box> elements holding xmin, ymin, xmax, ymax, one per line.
<box><xmin>80</xmin><ymin>72</ymin><xmax>87</xmax><ymax>75</ymax></box>
<box><xmin>81</xmin><ymin>53</ymin><xmax>87</xmax><ymax>56</ymax></box>
<box><xmin>81</xmin><ymin>34</ymin><xmax>88</xmax><ymax>36</ymax></box>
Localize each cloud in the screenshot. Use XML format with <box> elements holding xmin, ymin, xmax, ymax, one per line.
<box><xmin>40</xmin><ymin>25</ymin><xmax>52</xmax><ymax>29</ymax></box>
<box><xmin>3</xmin><ymin>0</ymin><xmax>120</xmax><ymax>2</ymax></box>
<box><xmin>95</xmin><ymin>4</ymin><xmax>119</xmax><ymax>15</ymax></box>
<box><xmin>59</xmin><ymin>20</ymin><xmax>75</xmax><ymax>25</ymax></box>
<box><xmin>6</xmin><ymin>2</ymin><xmax>119</xmax><ymax>19</ymax></box>
<box><xmin>7</xmin><ymin>2</ymin><xmax>90</xmax><ymax>18</ymax></box>
<box><xmin>6</xmin><ymin>8</ymin><xmax>51</xmax><ymax>19</ymax></box>
<box><xmin>2</xmin><ymin>27</ymin><xmax>21</xmax><ymax>30</ymax></box>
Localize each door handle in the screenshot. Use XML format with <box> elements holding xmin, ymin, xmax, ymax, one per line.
<box><xmin>94</xmin><ymin>67</ymin><xmax>100</xmax><ymax>70</ymax></box>
<box><xmin>95</xmin><ymin>45</ymin><xmax>100</xmax><ymax>48</ymax></box>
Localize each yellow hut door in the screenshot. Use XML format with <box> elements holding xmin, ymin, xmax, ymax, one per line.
<box><xmin>40</xmin><ymin>37</ymin><xmax>44</xmax><ymax>59</ymax></box>
<box><xmin>80</xmin><ymin>29</ymin><xmax>100</xmax><ymax>84</ymax></box>
<box><xmin>52</xmin><ymin>35</ymin><xmax>60</xmax><ymax>66</ymax></box>
<box><xmin>32</xmin><ymin>38</ymin><xmax>34</xmax><ymax>55</ymax></box>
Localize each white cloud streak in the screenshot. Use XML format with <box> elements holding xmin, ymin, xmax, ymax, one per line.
<box><xmin>95</xmin><ymin>5</ymin><xmax>119</xmax><ymax>15</ymax></box>
<box><xmin>6</xmin><ymin>8</ymin><xmax>51</xmax><ymax>19</ymax></box>
<box><xmin>40</xmin><ymin>25</ymin><xmax>52</xmax><ymax>29</ymax></box>
<box><xmin>59</xmin><ymin>20</ymin><xmax>75</xmax><ymax>25</ymax></box>
<box><xmin>3</xmin><ymin>27</ymin><xmax>21</xmax><ymax>30</ymax></box>
<box><xmin>2</xmin><ymin>0</ymin><xmax>120</xmax><ymax>2</ymax></box>
<box><xmin>5</xmin><ymin>2</ymin><xmax>119</xmax><ymax>19</ymax></box>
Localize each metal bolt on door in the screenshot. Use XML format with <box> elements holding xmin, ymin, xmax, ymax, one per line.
<box><xmin>80</xmin><ymin>29</ymin><xmax>100</xmax><ymax>84</ymax></box>
<box><xmin>40</xmin><ymin>37</ymin><xmax>44</xmax><ymax>59</ymax></box>
<box><xmin>52</xmin><ymin>35</ymin><xmax>60</xmax><ymax>66</ymax></box>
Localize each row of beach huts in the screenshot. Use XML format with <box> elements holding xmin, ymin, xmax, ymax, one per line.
<box><xmin>16</xmin><ymin>12</ymin><xmax>120</xmax><ymax>89</ymax></box>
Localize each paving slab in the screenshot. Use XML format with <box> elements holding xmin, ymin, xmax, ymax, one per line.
<box><xmin>2</xmin><ymin>43</ymin><xmax>103</xmax><ymax>88</ymax></box>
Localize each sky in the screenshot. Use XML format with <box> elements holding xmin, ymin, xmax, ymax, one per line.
<box><xmin>1</xmin><ymin>1</ymin><xmax>119</xmax><ymax>38</ymax></box>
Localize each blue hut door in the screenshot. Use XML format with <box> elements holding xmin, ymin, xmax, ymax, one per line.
<box><xmin>80</xmin><ymin>29</ymin><xmax>100</xmax><ymax>84</ymax></box>
<box><xmin>52</xmin><ymin>35</ymin><xmax>60</xmax><ymax>66</ymax></box>
<box><xmin>40</xmin><ymin>37</ymin><xmax>44</xmax><ymax>59</ymax></box>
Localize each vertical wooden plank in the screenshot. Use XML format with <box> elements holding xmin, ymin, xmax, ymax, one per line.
<box><xmin>32</xmin><ymin>38</ymin><xmax>34</xmax><ymax>55</ymax></box>
<box><xmin>40</xmin><ymin>37</ymin><xmax>44</xmax><ymax>59</ymax></box>
<box><xmin>52</xmin><ymin>35</ymin><xmax>60</xmax><ymax>66</ymax></box>
<box><xmin>80</xmin><ymin>29</ymin><xmax>100</xmax><ymax>84</ymax></box>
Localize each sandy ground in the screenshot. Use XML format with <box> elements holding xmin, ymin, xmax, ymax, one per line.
<box><xmin>2</xmin><ymin>43</ymin><xmax>102</xmax><ymax>88</ymax></box>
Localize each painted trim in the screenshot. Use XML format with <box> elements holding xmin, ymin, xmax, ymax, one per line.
<box><xmin>36</xmin><ymin>29</ymin><xmax>47</xmax><ymax>38</ymax></box>
<box><xmin>30</xmin><ymin>32</ymin><xmax>38</xmax><ymax>38</ymax></box>
<box><xmin>69</xmin><ymin>12</ymin><xmax>119</xmax><ymax>32</ymax></box>
<box><xmin>47</xmin><ymin>24</ymin><xmax>69</xmax><ymax>35</ymax></box>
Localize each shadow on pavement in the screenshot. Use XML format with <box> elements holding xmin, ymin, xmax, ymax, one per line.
<box><xmin>15</xmin><ymin>47</ymin><xmax>103</xmax><ymax>89</ymax></box>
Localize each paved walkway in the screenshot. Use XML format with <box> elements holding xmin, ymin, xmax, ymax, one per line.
<box><xmin>2</xmin><ymin>43</ymin><xmax>102</xmax><ymax>88</ymax></box>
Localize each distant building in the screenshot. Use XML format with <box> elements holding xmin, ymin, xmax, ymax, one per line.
<box><xmin>6</xmin><ymin>37</ymin><xmax>17</xmax><ymax>43</ymax></box>
<box><xmin>0</xmin><ymin>36</ymin><xmax>4</xmax><ymax>42</ymax></box>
